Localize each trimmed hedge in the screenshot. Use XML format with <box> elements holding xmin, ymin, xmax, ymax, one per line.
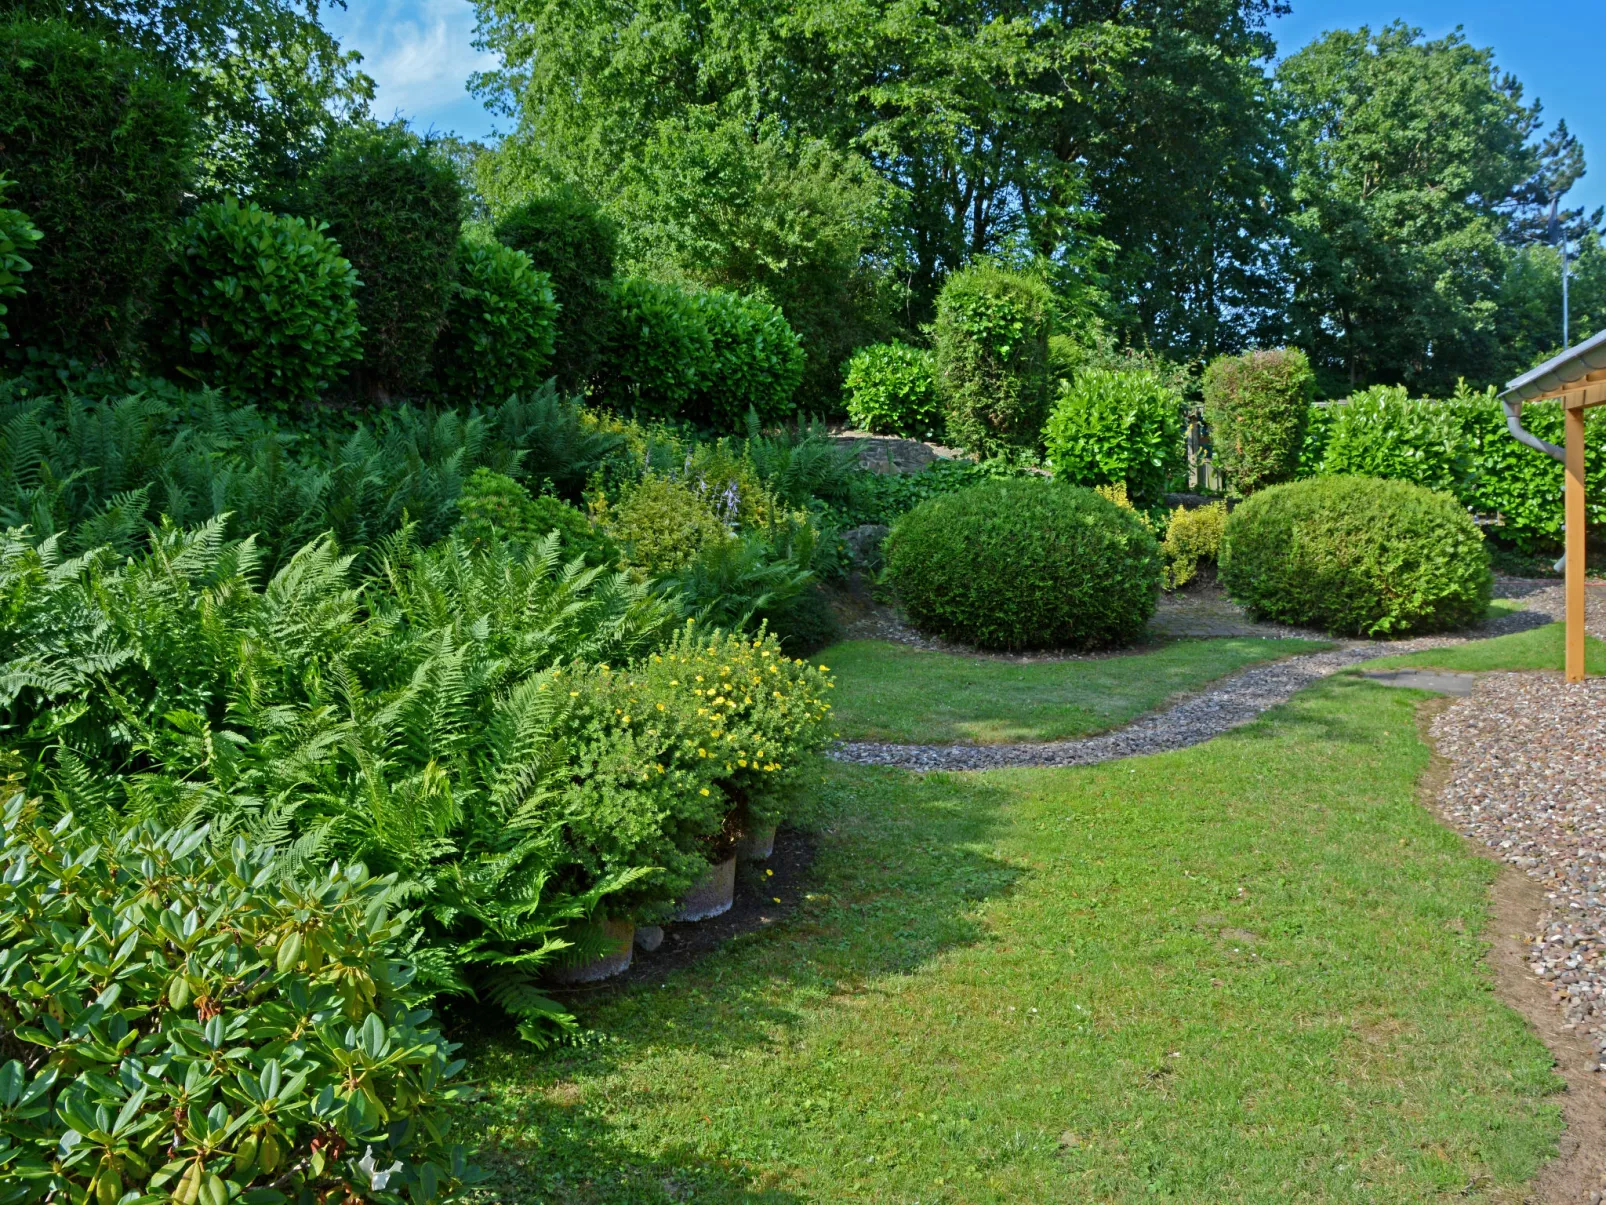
<box><xmin>1043</xmin><ymin>368</ymin><xmax>1185</xmax><ymax>508</ymax></box>
<box><xmin>1220</xmin><ymin>475</ymin><xmax>1491</xmax><ymax>636</ymax></box>
<box><xmin>304</xmin><ymin>125</ymin><xmax>465</xmax><ymax>400</ymax></box>
<box><xmin>0</xmin><ymin>18</ymin><xmax>193</xmax><ymax>361</ymax></box>
<box><xmin>495</xmin><ymin>189</ymin><xmax>619</xmax><ymax>390</ymax></box>
<box><xmin>884</xmin><ymin>478</ymin><xmax>1162</xmax><ymax>651</ymax></box>
<box><xmin>692</xmin><ymin>288</ymin><xmax>804</xmax><ymax>429</ymax></box>
<box><xmin>434</xmin><ymin>238</ymin><xmax>559</xmax><ymax>402</ymax></box>
<box><xmin>1202</xmin><ymin>347</ymin><xmax>1314</xmax><ymax>496</ymax></box>
<box><xmin>0</xmin><ymin>175</ymin><xmax>41</xmax><ymax>340</ymax></box>
<box><xmin>933</xmin><ymin>265</ymin><xmax>1054</xmax><ymax>455</ymax></box>
<box><xmin>158</xmin><ymin>198</ymin><xmax>362</xmax><ymax>405</ymax></box>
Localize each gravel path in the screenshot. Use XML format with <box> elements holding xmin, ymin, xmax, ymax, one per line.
<box><xmin>1430</xmin><ymin>674</ymin><xmax>1606</xmax><ymax>1083</ymax></box>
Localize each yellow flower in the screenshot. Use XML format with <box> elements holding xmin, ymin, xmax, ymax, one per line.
<box><xmin>622</xmin><ymin>715</ymin><xmax>631</xmax><ymax>723</ymax></box>
<box><xmin>570</xmin><ymin>691</ymin><xmax>578</xmax><ymax>697</ymax></box>
<box><xmin>738</xmin><ymin>759</ymin><xmax>748</xmax><ymax>768</ymax></box>
<box><xmin>698</xmin><ymin>748</ymin><xmax>708</xmax><ymax>757</ymax></box>
<box><xmin>656</xmin><ymin>703</ymin><xmax>665</xmax><ymax>711</ymax></box>
<box><xmin>699</xmin><ymin>788</ymin><xmax>710</xmax><ymax>796</ymax></box>
<box><xmin>818</xmin><ymin>665</ymin><xmax>829</xmax><ymax>672</ymax></box>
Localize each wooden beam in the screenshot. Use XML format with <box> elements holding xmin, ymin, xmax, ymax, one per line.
<box><xmin>1523</xmin><ymin>379</ymin><xmax>1606</xmax><ymax>408</ymax></box>
<box><xmin>1566</xmin><ymin>404</ymin><xmax>1587</xmax><ymax>682</ymax></box>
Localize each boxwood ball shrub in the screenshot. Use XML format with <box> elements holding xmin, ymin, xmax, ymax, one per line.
<box><xmin>1044</xmin><ymin>368</ymin><xmax>1185</xmax><ymax>508</ymax></box>
<box><xmin>0</xmin><ymin>798</ymin><xmax>480</xmax><ymax>1203</ymax></box>
<box><xmin>933</xmin><ymin>265</ymin><xmax>1054</xmax><ymax>455</ymax></box>
<box><xmin>494</xmin><ymin>188</ymin><xmax>619</xmax><ymax>390</ymax></box>
<box><xmin>304</xmin><ymin>124</ymin><xmax>465</xmax><ymax>401</ymax></box>
<box><xmin>159</xmin><ymin>198</ymin><xmax>362</xmax><ymax>405</ymax></box>
<box><xmin>843</xmin><ymin>341</ymin><xmax>941</xmax><ymax>436</ymax></box>
<box><xmin>0</xmin><ymin>18</ymin><xmax>193</xmax><ymax>362</ymax></box>
<box><xmin>434</xmin><ymin>239</ymin><xmax>559</xmax><ymax>402</ymax></box>
<box><xmin>1202</xmin><ymin>347</ymin><xmax>1315</xmax><ymax>496</ymax></box>
<box><xmin>884</xmin><ymin>478</ymin><xmax>1162</xmax><ymax>651</ymax></box>
<box><xmin>1219</xmin><ymin>475</ymin><xmax>1491</xmax><ymax>636</ymax></box>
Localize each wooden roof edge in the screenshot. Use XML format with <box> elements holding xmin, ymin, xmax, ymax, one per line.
<box><xmin>1501</xmin><ymin>328</ymin><xmax>1606</xmax><ymax>404</ymax></box>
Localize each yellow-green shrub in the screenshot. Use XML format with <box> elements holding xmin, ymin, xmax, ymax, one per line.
<box><xmin>600</xmin><ymin>475</ymin><xmax>729</xmax><ymax>572</ymax></box>
<box><xmin>1162</xmin><ymin>502</ymin><xmax>1228</xmax><ymax>588</ymax></box>
<box><xmin>549</xmin><ymin>625</ymin><xmax>834</xmax><ymax>913</ymax></box>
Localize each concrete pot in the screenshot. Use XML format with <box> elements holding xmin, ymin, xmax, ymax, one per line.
<box><xmin>546</xmin><ymin>917</ymin><xmax>634</xmax><ymax>983</ymax></box>
<box><xmin>673</xmin><ymin>856</ymin><xmax>736</xmax><ymax>922</ymax></box>
<box><xmin>735</xmin><ymin>822</ymin><xmax>777</xmax><ymax>861</ymax></box>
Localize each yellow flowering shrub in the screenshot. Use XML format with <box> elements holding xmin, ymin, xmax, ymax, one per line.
<box><xmin>550</xmin><ymin>623</ymin><xmax>834</xmax><ymax>914</ymax></box>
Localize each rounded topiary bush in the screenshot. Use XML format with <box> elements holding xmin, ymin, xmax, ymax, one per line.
<box><xmin>1219</xmin><ymin>475</ymin><xmax>1491</xmax><ymax>636</ymax></box>
<box><xmin>844</xmin><ymin>341</ymin><xmax>940</xmax><ymax>436</ymax></box>
<box><xmin>159</xmin><ymin>198</ymin><xmax>362</xmax><ymax>405</ymax></box>
<box><xmin>884</xmin><ymin>478</ymin><xmax>1162</xmax><ymax>651</ymax></box>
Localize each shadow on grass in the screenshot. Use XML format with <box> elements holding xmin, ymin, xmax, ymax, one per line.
<box><xmin>453</xmin><ymin>766</ymin><xmax>1023</xmax><ymax>1201</ymax></box>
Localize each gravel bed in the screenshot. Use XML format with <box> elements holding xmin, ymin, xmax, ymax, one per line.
<box><xmin>831</xmin><ymin>636</ymin><xmax>1468</xmax><ymax>771</ymax></box>
<box><xmin>1430</xmin><ymin>674</ymin><xmax>1606</xmax><ymax>1082</ymax></box>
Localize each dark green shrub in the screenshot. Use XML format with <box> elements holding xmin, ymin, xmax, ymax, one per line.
<box><xmin>304</xmin><ymin>125</ymin><xmax>465</xmax><ymax>400</ymax></box>
<box><xmin>0</xmin><ymin>798</ymin><xmax>480</xmax><ymax>1203</ymax></box>
<box><xmin>884</xmin><ymin>478</ymin><xmax>1162</xmax><ymax>650</ymax></box>
<box><xmin>932</xmin><ymin>265</ymin><xmax>1054</xmax><ymax>455</ymax></box>
<box><xmin>691</xmin><ymin>289</ymin><xmax>805</xmax><ymax>429</ymax></box>
<box><xmin>594</xmin><ymin>277</ymin><xmax>710</xmax><ymax>420</ymax></box>
<box><xmin>455</xmin><ymin>466</ymin><xmax>618</xmax><ymax>566</ymax></box>
<box><xmin>0</xmin><ymin>175</ymin><xmax>41</xmax><ymax>340</ymax></box>
<box><xmin>494</xmin><ymin>189</ymin><xmax>618</xmax><ymax>389</ymax></box>
<box><xmin>834</xmin><ymin>457</ymin><xmax>1030</xmax><ymax>528</ymax></box>
<box><xmin>434</xmin><ymin>239</ymin><xmax>558</xmax><ymax>402</ymax></box>
<box><xmin>761</xmin><ymin>583</ymin><xmax>844</xmax><ymax>656</ymax></box>
<box><xmin>843</xmin><ymin>341</ymin><xmax>940</xmax><ymax>436</ymax></box>
<box><xmin>158</xmin><ymin>198</ymin><xmax>362</xmax><ymax>405</ymax></box>
<box><xmin>1219</xmin><ymin>475</ymin><xmax>1491</xmax><ymax>636</ymax></box>
<box><xmin>1043</xmin><ymin>368</ymin><xmax>1185</xmax><ymax>508</ymax></box>
<box><xmin>0</xmin><ymin>19</ymin><xmax>193</xmax><ymax>361</ymax></box>
<box><xmin>1202</xmin><ymin>347</ymin><xmax>1315</xmax><ymax>496</ymax></box>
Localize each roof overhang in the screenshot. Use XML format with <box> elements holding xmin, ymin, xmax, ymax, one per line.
<box><xmin>1499</xmin><ymin>327</ymin><xmax>1606</xmax><ymax>408</ymax></box>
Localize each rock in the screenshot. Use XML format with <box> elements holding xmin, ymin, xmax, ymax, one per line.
<box><xmin>635</xmin><ymin>924</ymin><xmax>664</xmax><ymax>953</ymax></box>
<box><xmin>842</xmin><ymin>524</ymin><xmax>889</xmax><ymax>570</ymax></box>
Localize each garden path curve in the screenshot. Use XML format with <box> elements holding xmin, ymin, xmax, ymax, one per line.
<box><xmin>830</xmin><ymin>579</ymin><xmax>1606</xmax><ymax>773</ymax></box>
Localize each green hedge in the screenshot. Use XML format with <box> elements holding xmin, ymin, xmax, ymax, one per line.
<box><xmin>1304</xmin><ymin>385</ymin><xmax>1606</xmax><ymax>551</ymax></box>
<box><xmin>158</xmin><ymin>198</ymin><xmax>362</xmax><ymax>405</ymax></box>
<box><xmin>0</xmin><ymin>18</ymin><xmax>193</xmax><ymax>361</ymax></box>
<box><xmin>1219</xmin><ymin>475</ymin><xmax>1491</xmax><ymax>636</ymax></box>
<box><xmin>843</xmin><ymin>341</ymin><xmax>940</xmax><ymax>436</ymax></box>
<box><xmin>495</xmin><ymin>188</ymin><xmax>619</xmax><ymax>390</ymax></box>
<box><xmin>304</xmin><ymin>125</ymin><xmax>465</xmax><ymax>400</ymax></box>
<box><xmin>1203</xmin><ymin>347</ymin><xmax>1314</xmax><ymax>496</ymax></box>
<box><xmin>933</xmin><ymin>265</ymin><xmax>1054</xmax><ymax>455</ymax></box>
<box><xmin>885</xmin><ymin>478</ymin><xmax>1162</xmax><ymax>650</ymax></box>
<box><xmin>1043</xmin><ymin>368</ymin><xmax>1185</xmax><ymax>508</ymax></box>
<box><xmin>434</xmin><ymin>238</ymin><xmax>559</xmax><ymax>402</ymax></box>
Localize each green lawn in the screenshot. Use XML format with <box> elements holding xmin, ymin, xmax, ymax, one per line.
<box><xmin>465</xmin><ymin>662</ymin><xmax>1562</xmax><ymax>1202</ymax></box>
<box><xmin>1359</xmin><ymin>621</ymin><xmax>1606</xmax><ymax>675</ymax></box>
<box><xmin>820</xmin><ymin>636</ymin><xmax>1331</xmax><ymax>744</ymax></box>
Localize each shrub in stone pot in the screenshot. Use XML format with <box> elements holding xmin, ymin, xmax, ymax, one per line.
<box><xmin>546</xmin><ymin>915</ymin><xmax>637</xmax><ymax>983</ymax></box>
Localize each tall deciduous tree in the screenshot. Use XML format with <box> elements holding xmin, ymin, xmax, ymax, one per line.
<box><xmin>1275</xmin><ymin>23</ymin><xmax>1541</xmax><ymax>395</ymax></box>
<box><xmin>8</xmin><ymin>0</ymin><xmax>373</xmax><ymax>199</ymax></box>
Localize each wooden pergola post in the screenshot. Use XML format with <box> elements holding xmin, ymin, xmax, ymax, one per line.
<box><xmin>1566</xmin><ymin>400</ymin><xmax>1587</xmax><ymax>681</ymax></box>
<box><xmin>1500</xmin><ymin>329</ymin><xmax>1606</xmax><ymax>683</ymax></box>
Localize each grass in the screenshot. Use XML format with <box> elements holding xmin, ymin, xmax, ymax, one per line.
<box><xmin>465</xmin><ymin>664</ymin><xmax>1562</xmax><ymax>1202</ymax></box>
<box><xmin>819</xmin><ymin>636</ymin><xmax>1331</xmax><ymax>744</ymax></box>
<box><xmin>1360</xmin><ymin>621</ymin><xmax>1606</xmax><ymax>675</ymax></box>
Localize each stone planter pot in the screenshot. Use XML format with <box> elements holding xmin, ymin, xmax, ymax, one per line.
<box><xmin>546</xmin><ymin>917</ymin><xmax>634</xmax><ymax>984</ymax></box>
<box><xmin>673</xmin><ymin>855</ymin><xmax>736</xmax><ymax>922</ymax></box>
<box><xmin>735</xmin><ymin>822</ymin><xmax>777</xmax><ymax>861</ymax></box>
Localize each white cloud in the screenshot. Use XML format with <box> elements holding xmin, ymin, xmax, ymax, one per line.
<box><xmin>326</xmin><ymin>0</ymin><xmax>499</xmax><ymax>135</ymax></box>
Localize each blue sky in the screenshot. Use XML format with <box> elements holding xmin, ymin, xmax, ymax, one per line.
<box><xmin>326</xmin><ymin>0</ymin><xmax>1606</xmax><ymax>216</ymax></box>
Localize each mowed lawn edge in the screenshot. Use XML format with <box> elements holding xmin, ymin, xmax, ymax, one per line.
<box><xmin>821</xmin><ymin>635</ymin><xmax>1333</xmax><ymax>745</ymax></box>
<box><xmin>464</xmin><ymin>671</ymin><xmax>1562</xmax><ymax>1204</ymax></box>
